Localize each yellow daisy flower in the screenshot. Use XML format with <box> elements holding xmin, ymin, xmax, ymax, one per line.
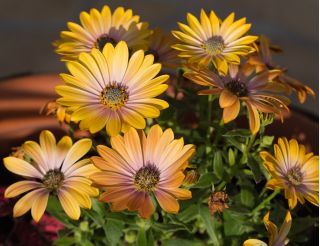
<box><xmin>3</xmin><ymin>130</ymin><xmax>98</xmax><ymax>222</ymax></box>
<box><xmin>246</xmin><ymin>35</ymin><xmax>315</xmax><ymax>103</ymax></box>
<box><xmin>243</xmin><ymin>211</ymin><xmax>292</xmax><ymax>246</ymax></box>
<box><xmin>90</xmin><ymin>125</ymin><xmax>195</xmax><ymax>219</ymax></box>
<box><xmin>55</xmin><ymin>5</ymin><xmax>151</xmax><ymax>60</ymax></box>
<box><xmin>261</xmin><ymin>137</ymin><xmax>319</xmax><ymax>209</ymax></box>
<box><xmin>146</xmin><ymin>27</ymin><xmax>181</xmax><ymax>69</ymax></box>
<box><xmin>56</xmin><ymin>41</ymin><xmax>169</xmax><ymax>136</ymax></box>
<box><xmin>172</xmin><ymin>9</ymin><xmax>257</xmax><ymax>75</ymax></box>
<box><xmin>184</xmin><ymin>64</ymin><xmax>290</xmax><ymax>134</ymax></box>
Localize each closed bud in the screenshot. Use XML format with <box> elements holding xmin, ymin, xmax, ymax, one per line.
<box><xmin>184</xmin><ymin>169</ymin><xmax>200</xmax><ymax>185</ymax></box>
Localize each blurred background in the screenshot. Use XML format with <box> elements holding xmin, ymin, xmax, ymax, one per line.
<box><xmin>0</xmin><ymin>0</ymin><xmax>318</xmax><ymax>115</ymax></box>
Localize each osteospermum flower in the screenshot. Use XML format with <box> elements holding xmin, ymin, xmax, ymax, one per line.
<box><xmin>246</xmin><ymin>35</ymin><xmax>315</xmax><ymax>103</ymax></box>
<box><xmin>56</xmin><ymin>41</ymin><xmax>169</xmax><ymax>136</ymax></box>
<box><xmin>146</xmin><ymin>28</ymin><xmax>181</xmax><ymax>68</ymax></box>
<box><xmin>243</xmin><ymin>211</ymin><xmax>292</xmax><ymax>246</ymax></box>
<box><xmin>42</xmin><ymin>101</ymin><xmax>72</xmax><ymax>124</ymax></box>
<box><xmin>3</xmin><ymin>130</ymin><xmax>98</xmax><ymax>222</ymax></box>
<box><xmin>172</xmin><ymin>9</ymin><xmax>257</xmax><ymax>75</ymax></box>
<box><xmin>261</xmin><ymin>137</ymin><xmax>319</xmax><ymax>209</ymax></box>
<box><xmin>90</xmin><ymin>125</ymin><xmax>195</xmax><ymax>219</ymax></box>
<box><xmin>55</xmin><ymin>5</ymin><xmax>151</xmax><ymax>60</ymax></box>
<box><xmin>184</xmin><ymin>64</ymin><xmax>290</xmax><ymax>134</ymax></box>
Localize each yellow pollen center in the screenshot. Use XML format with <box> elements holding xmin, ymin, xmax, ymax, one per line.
<box><xmin>204</xmin><ymin>36</ymin><xmax>225</xmax><ymax>55</ymax></box>
<box><xmin>100</xmin><ymin>84</ymin><xmax>129</xmax><ymax>110</ymax></box>
<box><xmin>42</xmin><ymin>169</ymin><xmax>64</xmax><ymax>192</ymax></box>
<box><xmin>134</xmin><ymin>164</ymin><xmax>160</xmax><ymax>192</ymax></box>
<box><xmin>287</xmin><ymin>166</ymin><xmax>303</xmax><ymax>186</ymax></box>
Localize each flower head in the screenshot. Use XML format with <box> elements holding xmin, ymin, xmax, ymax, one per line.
<box><xmin>261</xmin><ymin>137</ymin><xmax>319</xmax><ymax>209</ymax></box>
<box><xmin>3</xmin><ymin>130</ymin><xmax>98</xmax><ymax>222</ymax></box>
<box><xmin>56</xmin><ymin>41</ymin><xmax>169</xmax><ymax>136</ymax></box>
<box><xmin>184</xmin><ymin>64</ymin><xmax>290</xmax><ymax>134</ymax></box>
<box><xmin>146</xmin><ymin>28</ymin><xmax>181</xmax><ymax>68</ymax></box>
<box><xmin>208</xmin><ymin>191</ymin><xmax>229</xmax><ymax>215</ymax></box>
<box><xmin>246</xmin><ymin>35</ymin><xmax>315</xmax><ymax>103</ymax></box>
<box><xmin>243</xmin><ymin>211</ymin><xmax>292</xmax><ymax>246</ymax></box>
<box><xmin>55</xmin><ymin>6</ymin><xmax>151</xmax><ymax>60</ymax></box>
<box><xmin>172</xmin><ymin>9</ymin><xmax>257</xmax><ymax>75</ymax></box>
<box><xmin>42</xmin><ymin>101</ymin><xmax>72</xmax><ymax>124</ymax></box>
<box><xmin>90</xmin><ymin>125</ymin><xmax>195</xmax><ymax>219</ymax></box>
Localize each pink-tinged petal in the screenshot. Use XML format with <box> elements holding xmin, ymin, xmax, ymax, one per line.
<box><xmin>39</xmin><ymin>130</ymin><xmax>57</xmax><ymax>170</ymax></box>
<box><xmin>153</xmin><ymin>128</ymin><xmax>174</xmax><ymax>164</ymax></box>
<box><xmin>61</xmin><ymin>138</ymin><xmax>92</xmax><ymax>173</ymax></box>
<box><xmin>5</xmin><ymin>181</ymin><xmax>42</xmax><ymax>198</ymax></box>
<box><xmin>13</xmin><ymin>188</ymin><xmax>46</xmax><ymax>219</ymax></box>
<box><xmin>64</xmin><ymin>158</ymin><xmax>92</xmax><ymax>177</ymax></box>
<box><xmin>99</xmin><ymin>187</ymin><xmax>135</xmax><ymax>203</ymax></box>
<box><xmin>55</xmin><ymin>136</ymin><xmax>73</xmax><ymax>169</ymax></box>
<box><xmin>31</xmin><ymin>190</ymin><xmax>49</xmax><ymax>222</ymax></box>
<box><xmin>22</xmin><ymin>141</ymin><xmax>47</xmax><ymax>173</ymax></box>
<box><xmin>139</xmin><ymin>194</ymin><xmax>155</xmax><ymax>219</ymax></box>
<box><xmin>219</xmin><ymin>89</ymin><xmax>238</xmax><ymax>108</ymax></box>
<box><xmin>157</xmin><ymin>139</ymin><xmax>184</xmax><ymax>170</ymax></box>
<box><xmin>154</xmin><ymin>189</ymin><xmax>179</xmax><ymax>214</ymax></box>
<box><xmin>90</xmin><ymin>172</ymin><xmax>132</xmax><ymax>186</ymax></box>
<box><xmin>145</xmin><ymin>124</ymin><xmax>163</xmax><ymax>163</ymax></box>
<box><xmin>124</xmin><ymin>128</ymin><xmax>144</xmax><ymax>170</ymax></box>
<box><xmin>57</xmin><ymin>188</ymin><xmax>81</xmax><ymax>220</ymax></box>
<box><xmin>96</xmin><ymin>145</ymin><xmax>135</xmax><ymax>175</ymax></box>
<box><xmin>3</xmin><ymin>157</ymin><xmax>43</xmax><ymax>179</ymax></box>
<box><xmin>127</xmin><ymin>191</ymin><xmax>145</xmax><ymax>211</ymax></box>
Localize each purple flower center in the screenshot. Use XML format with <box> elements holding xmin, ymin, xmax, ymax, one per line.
<box><xmin>226</xmin><ymin>79</ymin><xmax>248</xmax><ymax>97</ymax></box>
<box><xmin>286</xmin><ymin>166</ymin><xmax>303</xmax><ymax>186</ymax></box>
<box><xmin>96</xmin><ymin>35</ymin><xmax>117</xmax><ymax>50</ymax></box>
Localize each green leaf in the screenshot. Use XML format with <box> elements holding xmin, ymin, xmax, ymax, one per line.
<box><xmin>53</xmin><ymin>237</ymin><xmax>75</xmax><ymax>246</ymax></box>
<box><xmin>260</xmin><ymin>136</ymin><xmax>274</xmax><ymax>147</ymax></box>
<box><xmin>105</xmin><ymin>220</ymin><xmax>124</xmax><ymax>246</ymax></box>
<box><xmin>228</xmin><ymin>148</ymin><xmax>235</xmax><ymax>166</ymax></box>
<box><xmin>225</xmin><ymin>138</ymin><xmax>246</xmax><ymax>152</ymax></box>
<box><xmin>223</xmin><ymin>210</ymin><xmax>254</xmax><ymax>236</ymax></box>
<box><xmin>247</xmin><ymin>155</ymin><xmax>263</xmax><ymax>183</ymax></box>
<box><xmin>223</xmin><ymin>129</ymin><xmax>251</xmax><ymax>138</ymax></box>
<box><xmin>177</xmin><ymin>204</ymin><xmax>198</xmax><ymax>223</ymax></box>
<box><xmin>162</xmin><ymin>239</ymin><xmax>206</xmax><ymax>246</ymax></box>
<box><xmin>152</xmin><ymin>222</ymin><xmax>189</xmax><ymax>233</ymax></box>
<box><xmin>191</xmin><ymin>173</ymin><xmax>215</xmax><ymax>188</ymax></box>
<box><xmin>198</xmin><ymin>205</ymin><xmax>220</xmax><ymax>245</ymax></box>
<box><xmin>240</xmin><ymin>188</ymin><xmax>255</xmax><ymax>208</ymax></box>
<box><xmin>213</xmin><ymin>151</ymin><xmax>224</xmax><ymax>179</ymax></box>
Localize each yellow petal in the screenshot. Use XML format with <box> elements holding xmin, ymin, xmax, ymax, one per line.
<box><xmin>39</xmin><ymin>130</ymin><xmax>56</xmax><ymax>170</ymax></box>
<box><xmin>245</xmin><ymin>101</ymin><xmax>260</xmax><ymax>134</ymax></box>
<box><xmin>243</xmin><ymin>239</ymin><xmax>267</xmax><ymax>246</ymax></box>
<box><xmin>5</xmin><ymin>181</ymin><xmax>41</xmax><ymax>198</ymax></box>
<box><xmin>58</xmin><ymin>188</ymin><xmax>81</xmax><ymax>220</ymax></box>
<box><xmin>61</xmin><ymin>138</ymin><xmax>92</xmax><ymax>173</ymax></box>
<box><xmin>31</xmin><ymin>190</ymin><xmax>49</xmax><ymax>222</ymax></box>
<box><xmin>3</xmin><ymin>157</ymin><xmax>43</xmax><ymax>178</ymax></box>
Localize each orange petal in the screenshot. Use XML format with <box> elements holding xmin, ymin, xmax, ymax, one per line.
<box><xmin>223</xmin><ymin>99</ymin><xmax>240</xmax><ymax>123</ymax></box>
<box><xmin>219</xmin><ymin>89</ymin><xmax>238</xmax><ymax>108</ymax></box>
<box><xmin>245</xmin><ymin>101</ymin><xmax>260</xmax><ymax>134</ymax></box>
<box><xmin>5</xmin><ymin>181</ymin><xmax>41</xmax><ymax>198</ymax></box>
<box><xmin>154</xmin><ymin>190</ymin><xmax>179</xmax><ymax>214</ymax></box>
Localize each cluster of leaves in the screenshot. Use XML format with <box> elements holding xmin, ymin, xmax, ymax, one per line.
<box><xmin>49</xmin><ymin>71</ymin><xmax>318</xmax><ymax>246</ymax></box>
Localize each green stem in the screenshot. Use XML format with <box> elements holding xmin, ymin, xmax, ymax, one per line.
<box><xmin>213</xmin><ymin>118</ymin><xmax>224</xmax><ymax>146</ymax></box>
<box><xmin>206</xmin><ymin>91</ymin><xmax>214</xmax><ymax>145</ymax></box>
<box><xmin>247</xmin><ymin>133</ymin><xmax>257</xmax><ymax>153</ymax></box>
<box><xmin>251</xmin><ymin>189</ymin><xmax>280</xmax><ymax>215</ymax></box>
